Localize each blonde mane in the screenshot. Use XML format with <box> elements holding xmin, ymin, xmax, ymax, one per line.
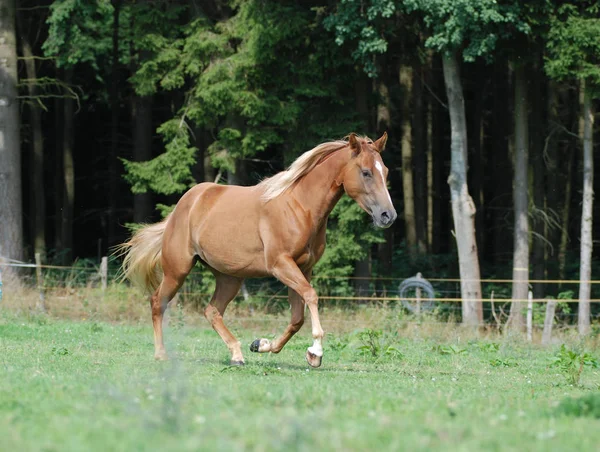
<box><xmin>259</xmin><ymin>139</ymin><xmax>349</xmax><ymax>201</ymax></box>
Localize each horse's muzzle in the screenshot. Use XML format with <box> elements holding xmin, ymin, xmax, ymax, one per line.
<box><xmin>374</xmin><ymin>210</ymin><xmax>397</xmax><ymax>228</ymax></box>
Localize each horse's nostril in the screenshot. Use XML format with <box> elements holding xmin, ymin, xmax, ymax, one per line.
<box><xmin>381</xmin><ymin>211</ymin><xmax>390</xmax><ymax>222</ymax></box>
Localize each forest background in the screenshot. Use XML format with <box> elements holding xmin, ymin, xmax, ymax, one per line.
<box><xmin>1</xmin><ymin>0</ymin><xmax>599</xmax><ymax>330</ymax></box>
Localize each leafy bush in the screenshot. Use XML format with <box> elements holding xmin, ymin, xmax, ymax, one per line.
<box><xmin>550</xmin><ymin>344</ymin><xmax>599</xmax><ymax>385</ymax></box>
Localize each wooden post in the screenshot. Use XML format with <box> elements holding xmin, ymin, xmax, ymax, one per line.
<box><xmin>35</xmin><ymin>253</ymin><xmax>46</xmax><ymax>312</ymax></box>
<box><xmin>415</xmin><ymin>272</ymin><xmax>422</xmax><ymax>315</ymax></box>
<box><xmin>241</xmin><ymin>281</ymin><xmax>250</xmax><ymax>301</ymax></box>
<box><xmin>100</xmin><ymin>256</ymin><xmax>108</xmax><ymax>291</ymax></box>
<box><xmin>542</xmin><ymin>300</ymin><xmax>557</xmax><ymax>345</ymax></box>
<box><xmin>526</xmin><ymin>290</ymin><xmax>533</xmax><ymax>342</ymax></box>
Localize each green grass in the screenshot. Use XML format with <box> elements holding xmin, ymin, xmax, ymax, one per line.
<box><xmin>1</xmin><ymin>311</ymin><xmax>599</xmax><ymax>451</ymax></box>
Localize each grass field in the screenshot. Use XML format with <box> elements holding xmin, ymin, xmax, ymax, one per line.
<box><xmin>1</xmin><ymin>306</ymin><xmax>599</xmax><ymax>452</ymax></box>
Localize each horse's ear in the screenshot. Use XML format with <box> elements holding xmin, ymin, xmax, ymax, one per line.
<box><xmin>373</xmin><ymin>132</ymin><xmax>388</xmax><ymax>153</ymax></box>
<box><xmin>348</xmin><ymin>133</ymin><xmax>360</xmax><ymax>156</ymax></box>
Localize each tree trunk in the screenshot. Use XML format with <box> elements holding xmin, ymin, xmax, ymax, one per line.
<box><xmin>132</xmin><ymin>94</ymin><xmax>153</xmax><ymax>223</ymax></box>
<box><xmin>429</xmin><ymin>55</ymin><xmax>444</xmax><ymax>254</ymax></box>
<box><xmin>399</xmin><ymin>65</ymin><xmax>417</xmax><ymax>260</ymax></box>
<box><xmin>469</xmin><ymin>63</ymin><xmax>485</xmax><ymax>257</ymax></box>
<box><xmin>427</xmin><ymin>78</ymin><xmax>434</xmax><ymax>251</ymax></box>
<box><xmin>227</xmin><ymin>159</ymin><xmax>248</xmax><ymax>186</ymax></box>
<box><xmin>61</xmin><ymin>69</ymin><xmax>75</xmax><ymax>263</ymax></box>
<box><xmin>530</xmin><ymin>57</ymin><xmax>545</xmax><ymax>299</ymax></box>
<box><xmin>108</xmin><ymin>0</ymin><xmax>121</xmax><ymax>247</ymax></box>
<box><xmin>558</xmin><ymin>145</ymin><xmax>574</xmax><ymax>285</ymax></box>
<box><xmin>375</xmin><ymin>75</ymin><xmax>394</xmax><ymax>275</ymax></box>
<box><xmin>19</xmin><ymin>14</ymin><xmax>46</xmax><ymax>259</ymax></box>
<box><xmin>490</xmin><ymin>57</ymin><xmax>511</xmax><ymax>265</ymax></box>
<box><xmin>508</xmin><ymin>64</ymin><xmax>529</xmax><ymax>331</ymax></box>
<box><xmin>203</xmin><ymin>151</ymin><xmax>215</xmax><ymax>182</ymax></box>
<box><xmin>578</xmin><ymin>81</ymin><xmax>593</xmax><ymax>336</ymax></box>
<box><xmin>353</xmin><ymin>248</ymin><xmax>372</xmax><ymax>302</ymax></box>
<box><xmin>0</xmin><ymin>0</ymin><xmax>23</xmax><ymax>276</ymax></box>
<box><xmin>413</xmin><ymin>65</ymin><xmax>427</xmax><ymax>254</ymax></box>
<box><xmin>355</xmin><ymin>75</ymin><xmax>373</xmax><ymax>289</ymax></box>
<box><xmin>53</xmin><ymin>85</ymin><xmax>63</xmax><ymax>254</ymax></box>
<box><xmin>545</xmin><ymin>81</ymin><xmax>560</xmax><ymax>295</ymax></box>
<box><xmin>442</xmin><ymin>52</ymin><xmax>483</xmax><ymax>327</ymax></box>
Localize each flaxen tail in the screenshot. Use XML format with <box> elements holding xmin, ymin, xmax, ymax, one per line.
<box><xmin>116</xmin><ymin>216</ymin><xmax>170</xmax><ymax>294</ymax></box>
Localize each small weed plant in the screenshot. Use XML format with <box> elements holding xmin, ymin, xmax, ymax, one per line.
<box><xmin>433</xmin><ymin>344</ymin><xmax>467</xmax><ymax>355</ymax></box>
<box><xmin>355</xmin><ymin>328</ymin><xmax>403</xmax><ymax>360</ymax></box>
<box><xmin>490</xmin><ymin>358</ymin><xmax>518</xmax><ymax>368</ymax></box>
<box><xmin>550</xmin><ymin>344</ymin><xmax>599</xmax><ymax>386</ymax></box>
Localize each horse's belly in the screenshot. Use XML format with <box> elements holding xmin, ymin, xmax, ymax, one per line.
<box><xmin>195</xmin><ymin>228</ymin><xmax>267</xmax><ymax>277</ymax></box>
<box><xmin>201</xmin><ymin>250</ymin><xmax>268</xmax><ymax>277</ymax></box>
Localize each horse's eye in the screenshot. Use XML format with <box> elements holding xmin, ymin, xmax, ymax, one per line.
<box><xmin>362</xmin><ymin>169</ymin><xmax>372</xmax><ymax>178</ymax></box>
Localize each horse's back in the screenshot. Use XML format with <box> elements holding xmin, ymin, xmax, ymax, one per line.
<box><xmin>178</xmin><ymin>182</ymin><xmax>268</xmax><ymax>276</ymax></box>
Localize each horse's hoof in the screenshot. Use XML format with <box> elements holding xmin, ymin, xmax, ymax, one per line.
<box><xmin>306</xmin><ymin>350</ymin><xmax>322</xmax><ymax>368</ymax></box>
<box><xmin>230</xmin><ymin>360</ymin><xmax>245</xmax><ymax>366</ymax></box>
<box><xmin>250</xmin><ymin>338</ymin><xmax>271</xmax><ymax>353</ymax></box>
<box><xmin>154</xmin><ymin>353</ymin><xmax>168</xmax><ymax>361</ymax></box>
<box><xmin>250</xmin><ymin>339</ymin><xmax>261</xmax><ymax>353</ymax></box>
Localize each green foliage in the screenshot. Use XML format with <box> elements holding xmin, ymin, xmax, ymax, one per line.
<box><xmin>556</xmin><ymin>393</ymin><xmax>600</xmax><ymax>418</ymax></box>
<box><xmin>313</xmin><ymin>196</ymin><xmax>384</xmax><ymax>296</ymax></box>
<box><xmin>432</xmin><ymin>344</ymin><xmax>467</xmax><ymax>355</ymax></box>
<box><xmin>478</xmin><ymin>342</ymin><xmax>500</xmax><ymax>353</ymax></box>
<box><xmin>122</xmin><ymin>0</ymin><xmax>364</xmax><ymax>202</ymax></box>
<box><xmin>43</xmin><ymin>0</ymin><xmax>113</xmax><ymax>70</ymax></box>
<box><xmin>545</xmin><ymin>3</ymin><xmax>600</xmax><ymax>88</ymax></box>
<box><xmin>324</xmin><ymin>0</ymin><xmax>397</xmax><ymax>77</ymax></box>
<box><xmin>328</xmin><ymin>334</ymin><xmax>350</xmax><ymax>352</ymax></box>
<box><xmin>557</xmin><ymin>290</ymin><xmax>575</xmax><ymax>302</ymax></box>
<box><xmin>122</xmin><ymin>117</ymin><xmax>197</xmax><ymax>195</ymax></box>
<box><xmin>403</xmin><ymin>0</ymin><xmax>529</xmax><ymax>60</ymax></box>
<box><xmin>550</xmin><ymin>344</ymin><xmax>599</xmax><ymax>386</ymax></box>
<box><xmin>51</xmin><ymin>346</ymin><xmax>70</xmax><ymax>356</ymax></box>
<box><xmin>490</xmin><ymin>358</ymin><xmax>518</xmax><ymax>367</ymax></box>
<box><xmin>355</xmin><ymin>328</ymin><xmax>402</xmax><ymax>359</ymax></box>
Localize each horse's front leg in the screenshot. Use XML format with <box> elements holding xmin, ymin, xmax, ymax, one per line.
<box><xmin>258</xmin><ymin>257</ymin><xmax>324</xmax><ymax>367</ymax></box>
<box><xmin>250</xmin><ymin>286</ymin><xmax>305</xmax><ymax>355</ymax></box>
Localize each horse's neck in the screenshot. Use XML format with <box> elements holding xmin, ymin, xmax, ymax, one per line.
<box><xmin>290</xmin><ymin>148</ymin><xmax>349</xmax><ymax>228</ymax></box>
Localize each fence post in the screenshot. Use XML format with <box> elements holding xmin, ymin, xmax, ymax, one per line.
<box><xmin>100</xmin><ymin>256</ymin><xmax>108</xmax><ymax>291</ymax></box>
<box><xmin>542</xmin><ymin>299</ymin><xmax>557</xmax><ymax>345</ymax></box>
<box><xmin>35</xmin><ymin>253</ymin><xmax>46</xmax><ymax>312</ymax></box>
<box><xmin>526</xmin><ymin>290</ymin><xmax>533</xmax><ymax>342</ymax></box>
<box><xmin>415</xmin><ymin>272</ymin><xmax>422</xmax><ymax>315</ymax></box>
<box><xmin>241</xmin><ymin>281</ymin><xmax>250</xmax><ymax>301</ymax></box>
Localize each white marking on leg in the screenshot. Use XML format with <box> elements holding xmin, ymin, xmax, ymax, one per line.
<box><xmin>308</xmin><ymin>338</ymin><xmax>323</xmax><ymax>357</ymax></box>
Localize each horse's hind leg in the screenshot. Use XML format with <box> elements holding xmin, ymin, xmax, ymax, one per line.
<box><xmin>203</xmin><ymin>271</ymin><xmax>245</xmax><ymax>365</ymax></box>
<box><xmin>151</xmin><ymin>255</ymin><xmax>194</xmax><ymax>360</ymax></box>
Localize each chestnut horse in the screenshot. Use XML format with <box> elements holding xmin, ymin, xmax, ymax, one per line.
<box><xmin>119</xmin><ymin>132</ymin><xmax>396</xmax><ymax>367</ymax></box>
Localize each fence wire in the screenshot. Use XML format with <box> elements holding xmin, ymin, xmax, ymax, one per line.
<box><xmin>2</xmin><ymin>260</ymin><xmax>599</xmax><ymax>324</ymax></box>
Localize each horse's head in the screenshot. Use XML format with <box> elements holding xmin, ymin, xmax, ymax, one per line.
<box><xmin>341</xmin><ymin>132</ymin><xmax>397</xmax><ymax>228</ymax></box>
